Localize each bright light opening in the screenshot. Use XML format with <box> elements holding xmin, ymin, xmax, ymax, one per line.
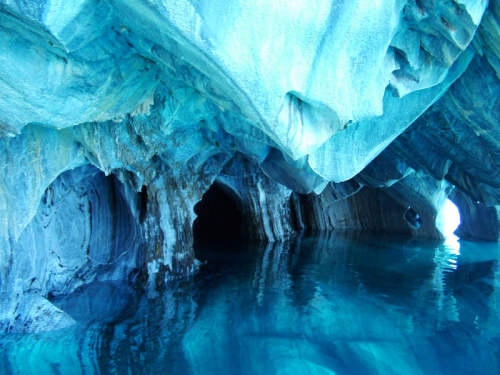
<box><xmin>443</xmin><ymin>199</ymin><xmax>461</xmax><ymax>237</ymax></box>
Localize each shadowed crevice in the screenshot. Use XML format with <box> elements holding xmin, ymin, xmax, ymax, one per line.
<box><xmin>193</xmin><ymin>182</ymin><xmax>242</xmax><ymax>246</ymax></box>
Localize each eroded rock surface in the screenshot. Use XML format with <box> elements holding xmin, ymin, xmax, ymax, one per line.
<box><xmin>1</xmin><ymin>0</ymin><xmax>500</xmax><ymax>331</ymax></box>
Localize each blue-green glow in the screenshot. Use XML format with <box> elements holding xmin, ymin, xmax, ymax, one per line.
<box><xmin>1</xmin><ymin>233</ymin><xmax>498</xmax><ymax>374</ymax></box>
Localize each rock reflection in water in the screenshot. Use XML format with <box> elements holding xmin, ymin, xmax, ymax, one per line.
<box><xmin>1</xmin><ymin>232</ymin><xmax>499</xmax><ymax>375</ymax></box>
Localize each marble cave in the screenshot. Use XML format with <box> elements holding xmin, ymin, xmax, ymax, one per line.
<box><xmin>0</xmin><ymin>0</ymin><xmax>500</xmax><ymax>374</ymax></box>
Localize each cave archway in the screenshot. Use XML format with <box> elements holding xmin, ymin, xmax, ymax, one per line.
<box><xmin>443</xmin><ymin>198</ymin><xmax>461</xmax><ymax>237</ymax></box>
<box><xmin>193</xmin><ymin>182</ymin><xmax>242</xmax><ymax>246</ymax></box>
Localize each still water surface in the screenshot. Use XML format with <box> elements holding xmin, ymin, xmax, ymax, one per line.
<box><xmin>1</xmin><ymin>231</ymin><xmax>499</xmax><ymax>374</ymax></box>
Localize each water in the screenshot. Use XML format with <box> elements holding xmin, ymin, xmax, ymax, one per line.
<box><xmin>1</xmin><ymin>231</ymin><xmax>499</xmax><ymax>374</ymax></box>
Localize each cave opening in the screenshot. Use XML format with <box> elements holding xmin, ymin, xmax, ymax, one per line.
<box><xmin>139</xmin><ymin>185</ymin><xmax>148</xmax><ymax>223</ymax></box>
<box><xmin>404</xmin><ymin>207</ymin><xmax>422</xmax><ymax>229</ymax></box>
<box><xmin>443</xmin><ymin>198</ymin><xmax>461</xmax><ymax>237</ymax></box>
<box><xmin>193</xmin><ymin>182</ymin><xmax>243</xmax><ymax>247</ymax></box>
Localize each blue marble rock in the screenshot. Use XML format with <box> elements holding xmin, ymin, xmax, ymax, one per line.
<box><xmin>0</xmin><ymin>0</ymin><xmax>500</xmax><ymax>332</ymax></box>
<box><xmin>1</xmin><ymin>164</ymin><xmax>144</xmax><ymax>331</ymax></box>
<box><xmin>449</xmin><ymin>188</ymin><xmax>500</xmax><ymax>241</ymax></box>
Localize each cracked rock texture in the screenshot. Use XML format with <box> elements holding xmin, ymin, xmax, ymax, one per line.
<box><xmin>1</xmin><ymin>0</ymin><xmax>500</xmax><ymax>331</ymax></box>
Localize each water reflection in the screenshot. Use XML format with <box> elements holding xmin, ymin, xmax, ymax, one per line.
<box><xmin>1</xmin><ymin>232</ymin><xmax>499</xmax><ymax>374</ymax></box>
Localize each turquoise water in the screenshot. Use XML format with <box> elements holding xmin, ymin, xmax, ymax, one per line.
<box><xmin>1</xmin><ymin>231</ymin><xmax>499</xmax><ymax>374</ymax></box>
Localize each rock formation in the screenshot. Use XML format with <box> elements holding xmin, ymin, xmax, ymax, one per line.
<box><xmin>1</xmin><ymin>0</ymin><xmax>500</xmax><ymax>331</ymax></box>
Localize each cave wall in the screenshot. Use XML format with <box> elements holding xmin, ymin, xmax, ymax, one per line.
<box><xmin>13</xmin><ymin>165</ymin><xmax>142</xmax><ymax>295</ymax></box>
<box><xmin>449</xmin><ymin>189</ymin><xmax>500</xmax><ymax>241</ymax></box>
<box><xmin>294</xmin><ymin>181</ymin><xmax>447</xmax><ymax>239</ymax></box>
<box><xmin>2</xmin><ymin>164</ymin><xmax>142</xmax><ymax>332</ymax></box>
<box><xmin>1</xmin><ymin>0</ymin><xmax>500</xmax><ymax>332</ymax></box>
<box><xmin>216</xmin><ymin>155</ymin><xmax>296</xmax><ymax>242</ymax></box>
<box><xmin>136</xmin><ymin>155</ymin><xmax>231</xmax><ymax>289</ymax></box>
<box><xmin>295</xmin><ymin>188</ymin><xmax>416</xmax><ymax>235</ymax></box>
<box><xmin>293</xmin><ymin>146</ymin><xmax>453</xmax><ymax>239</ymax></box>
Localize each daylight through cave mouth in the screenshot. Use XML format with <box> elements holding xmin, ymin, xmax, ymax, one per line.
<box><xmin>193</xmin><ymin>182</ymin><xmax>242</xmax><ymax>246</ymax></box>
<box><xmin>443</xmin><ymin>198</ymin><xmax>461</xmax><ymax>237</ymax></box>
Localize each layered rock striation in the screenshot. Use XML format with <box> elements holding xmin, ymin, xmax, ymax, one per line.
<box><xmin>1</xmin><ymin>0</ymin><xmax>500</xmax><ymax>331</ymax></box>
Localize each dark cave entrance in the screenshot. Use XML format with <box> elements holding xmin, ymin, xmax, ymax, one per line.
<box><xmin>193</xmin><ymin>182</ymin><xmax>243</xmax><ymax>246</ymax></box>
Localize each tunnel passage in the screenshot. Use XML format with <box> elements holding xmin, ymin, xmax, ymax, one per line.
<box><xmin>193</xmin><ymin>182</ymin><xmax>243</xmax><ymax>245</ymax></box>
